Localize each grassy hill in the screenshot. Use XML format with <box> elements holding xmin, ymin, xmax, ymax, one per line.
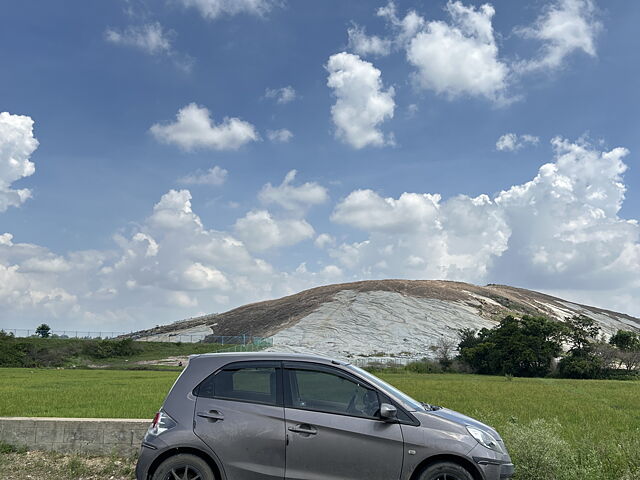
<box><xmin>0</xmin><ymin>333</ymin><xmax>253</xmax><ymax>370</ymax></box>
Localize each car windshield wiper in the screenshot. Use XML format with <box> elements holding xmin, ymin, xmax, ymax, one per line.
<box><xmin>421</xmin><ymin>402</ymin><xmax>442</xmax><ymax>411</ymax></box>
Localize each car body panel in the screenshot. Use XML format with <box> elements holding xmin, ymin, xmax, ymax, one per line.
<box><xmin>284</xmin><ymin>407</ymin><xmax>403</xmax><ymax>480</ymax></box>
<box><xmin>135</xmin><ymin>352</ymin><xmax>514</xmax><ymax>480</ymax></box>
<box><xmin>194</xmin><ymin>397</ymin><xmax>286</xmax><ymax>480</ymax></box>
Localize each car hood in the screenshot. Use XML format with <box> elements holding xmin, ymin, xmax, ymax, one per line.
<box><xmin>426</xmin><ymin>407</ymin><xmax>501</xmax><ymax>439</ymax></box>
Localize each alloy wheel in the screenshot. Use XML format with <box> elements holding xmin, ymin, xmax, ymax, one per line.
<box><xmin>165</xmin><ymin>465</ymin><xmax>203</xmax><ymax>480</ymax></box>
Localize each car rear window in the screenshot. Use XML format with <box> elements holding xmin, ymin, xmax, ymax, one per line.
<box><xmin>197</xmin><ymin>366</ymin><xmax>278</xmax><ymax>406</ymax></box>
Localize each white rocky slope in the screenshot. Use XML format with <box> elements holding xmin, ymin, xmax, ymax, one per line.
<box><xmin>268</xmin><ymin>290</ymin><xmax>496</xmax><ymax>360</ymax></box>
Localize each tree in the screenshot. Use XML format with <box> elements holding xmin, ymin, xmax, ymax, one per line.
<box><xmin>458</xmin><ymin>315</ymin><xmax>564</xmax><ymax>377</ymax></box>
<box><xmin>434</xmin><ymin>336</ymin><xmax>457</xmax><ymax>368</ymax></box>
<box><xmin>609</xmin><ymin>330</ymin><xmax>640</xmax><ymax>351</ymax></box>
<box><xmin>35</xmin><ymin>324</ymin><xmax>51</xmax><ymax>338</ymax></box>
<box><xmin>608</xmin><ymin>330</ymin><xmax>640</xmax><ymax>372</ymax></box>
<box><xmin>563</xmin><ymin>316</ymin><xmax>600</xmax><ymax>354</ymax></box>
<box><xmin>557</xmin><ymin>316</ymin><xmax>604</xmax><ymax>379</ymax></box>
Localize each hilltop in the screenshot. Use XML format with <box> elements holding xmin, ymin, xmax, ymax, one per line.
<box><xmin>129</xmin><ymin>280</ymin><xmax>640</xmax><ymax>361</ymax></box>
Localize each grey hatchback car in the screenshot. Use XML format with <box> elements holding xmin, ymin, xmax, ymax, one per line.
<box><xmin>136</xmin><ymin>353</ymin><xmax>514</xmax><ymax>480</ymax></box>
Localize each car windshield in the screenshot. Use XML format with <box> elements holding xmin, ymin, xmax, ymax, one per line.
<box><xmin>346</xmin><ymin>365</ymin><xmax>425</xmax><ymax>412</ymax></box>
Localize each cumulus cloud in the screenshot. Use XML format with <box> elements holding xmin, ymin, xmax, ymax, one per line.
<box><xmin>347</xmin><ymin>24</ymin><xmax>392</xmax><ymax>57</ymax></box>
<box><xmin>377</xmin><ymin>1</ymin><xmax>426</xmax><ymax>46</ymax></box>
<box><xmin>0</xmin><ymin>112</ymin><xmax>39</xmax><ymax>212</ymax></box>
<box><xmin>516</xmin><ymin>0</ymin><xmax>601</xmax><ymax>72</ymax></box>
<box><xmin>315</xmin><ymin>233</ymin><xmax>336</xmax><ymax>249</ymax></box>
<box><xmin>177</xmin><ymin>0</ymin><xmax>278</xmax><ymax>19</ymax></box>
<box><xmin>265</xmin><ymin>86</ymin><xmax>296</xmax><ymax>104</ymax></box>
<box><xmin>326</xmin><ymin>52</ymin><xmax>395</xmax><ymax>149</ymax></box>
<box><xmin>267</xmin><ymin>129</ymin><xmax>293</xmax><ymax>143</ymax></box>
<box><xmin>330</xmin><ymin>138</ymin><xmax>639</xmax><ymax>302</ymax></box>
<box><xmin>150</xmin><ymin>103</ymin><xmax>258</xmax><ymax>151</ymax></box>
<box><xmin>105</xmin><ymin>22</ymin><xmax>173</xmax><ymax>55</ymax></box>
<box><xmin>234</xmin><ymin>210</ymin><xmax>314</xmax><ymax>252</ymax></box>
<box><xmin>496</xmin><ymin>133</ymin><xmax>540</xmax><ymax>152</ymax></box>
<box><xmin>258</xmin><ymin>170</ymin><xmax>328</xmax><ymax>213</ymax></box>
<box><xmin>3</xmin><ymin>116</ymin><xmax>640</xmax><ymax>327</ymax></box>
<box><xmin>406</xmin><ymin>1</ymin><xmax>509</xmax><ymax>101</ymax></box>
<box><xmin>178</xmin><ymin>165</ymin><xmax>228</xmax><ymax>186</ymax></box>
<box><xmin>332</xmin><ymin>190</ymin><xmax>509</xmax><ymax>280</ymax></box>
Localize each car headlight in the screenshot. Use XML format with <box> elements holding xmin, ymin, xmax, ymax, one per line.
<box><xmin>466</xmin><ymin>426</ymin><xmax>504</xmax><ymax>453</ymax></box>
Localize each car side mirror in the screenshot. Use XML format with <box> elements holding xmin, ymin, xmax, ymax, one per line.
<box><xmin>380</xmin><ymin>403</ymin><xmax>397</xmax><ymax>421</ymax></box>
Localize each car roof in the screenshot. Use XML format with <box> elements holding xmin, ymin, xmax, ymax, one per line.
<box><xmin>189</xmin><ymin>351</ymin><xmax>348</xmax><ymax>365</ymax></box>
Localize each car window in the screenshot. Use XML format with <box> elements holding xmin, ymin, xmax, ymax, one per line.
<box><xmin>287</xmin><ymin>369</ymin><xmax>380</xmax><ymax>418</ymax></box>
<box><xmin>346</xmin><ymin>364</ymin><xmax>425</xmax><ymax>412</ymax></box>
<box><xmin>198</xmin><ymin>366</ymin><xmax>278</xmax><ymax>406</ymax></box>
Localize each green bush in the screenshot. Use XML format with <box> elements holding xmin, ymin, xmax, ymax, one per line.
<box><xmin>502</xmin><ymin>418</ymin><xmax>640</xmax><ymax>480</ymax></box>
<box><xmin>82</xmin><ymin>338</ymin><xmax>141</xmax><ymax>359</ymax></box>
<box><xmin>458</xmin><ymin>315</ymin><xmax>564</xmax><ymax>377</ymax></box>
<box><xmin>557</xmin><ymin>354</ymin><xmax>604</xmax><ymax>379</ymax></box>
<box><xmin>405</xmin><ymin>359</ymin><xmax>443</xmax><ymax>374</ymax></box>
<box><xmin>503</xmin><ymin>419</ymin><xmax>571</xmax><ymax>480</ymax></box>
<box><xmin>0</xmin><ymin>441</ymin><xmax>27</xmax><ymax>454</ymax></box>
<box><xmin>0</xmin><ymin>336</ymin><xmax>142</xmax><ymax>367</ymax></box>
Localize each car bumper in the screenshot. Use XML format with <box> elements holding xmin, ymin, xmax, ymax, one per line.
<box><xmin>136</xmin><ymin>441</ymin><xmax>162</xmax><ymax>480</ymax></box>
<box><xmin>473</xmin><ymin>456</ymin><xmax>515</xmax><ymax>479</ymax></box>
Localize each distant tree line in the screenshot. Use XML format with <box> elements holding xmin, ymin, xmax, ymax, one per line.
<box><xmin>0</xmin><ymin>330</ymin><xmax>140</xmax><ymax>368</ymax></box>
<box><xmin>457</xmin><ymin>315</ymin><xmax>640</xmax><ymax>379</ymax></box>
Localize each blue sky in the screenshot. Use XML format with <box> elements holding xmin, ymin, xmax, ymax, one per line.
<box><xmin>1</xmin><ymin>0</ymin><xmax>639</xmax><ymax>331</ymax></box>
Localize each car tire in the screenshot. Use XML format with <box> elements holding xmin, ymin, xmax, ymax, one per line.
<box><xmin>152</xmin><ymin>453</ymin><xmax>215</xmax><ymax>480</ymax></box>
<box><xmin>419</xmin><ymin>461</ymin><xmax>475</xmax><ymax>480</ymax></box>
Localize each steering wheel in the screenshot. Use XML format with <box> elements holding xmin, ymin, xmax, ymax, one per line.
<box><xmin>346</xmin><ymin>393</ymin><xmax>360</xmax><ymax>415</ymax></box>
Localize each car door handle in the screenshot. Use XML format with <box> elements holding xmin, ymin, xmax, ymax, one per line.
<box><xmin>288</xmin><ymin>424</ymin><xmax>317</xmax><ymax>435</ymax></box>
<box><xmin>197</xmin><ymin>410</ymin><xmax>224</xmax><ymax>421</ymax></box>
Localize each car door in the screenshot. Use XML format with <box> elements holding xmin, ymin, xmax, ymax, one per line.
<box><xmin>283</xmin><ymin>362</ymin><xmax>404</xmax><ymax>480</ymax></box>
<box><xmin>194</xmin><ymin>361</ymin><xmax>286</xmax><ymax>480</ymax></box>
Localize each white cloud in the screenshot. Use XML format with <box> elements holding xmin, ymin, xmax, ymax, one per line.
<box><xmin>258</xmin><ymin>170</ymin><xmax>328</xmax><ymax>213</ymax></box>
<box><xmin>331</xmin><ymin>190</ymin><xmax>509</xmax><ymax>281</ymax></box>
<box><xmin>347</xmin><ymin>24</ymin><xmax>392</xmax><ymax>57</ymax></box>
<box><xmin>377</xmin><ymin>2</ymin><xmax>426</xmax><ymax>45</ymax></box>
<box><xmin>3</xmin><ymin>117</ymin><xmax>640</xmax><ymax>328</ymax></box>
<box><xmin>267</xmin><ymin>129</ymin><xmax>293</xmax><ymax>143</ymax></box>
<box><xmin>265</xmin><ymin>86</ymin><xmax>296</xmax><ymax>104</ymax></box>
<box><xmin>0</xmin><ymin>112</ymin><xmax>39</xmax><ymax>212</ymax></box>
<box><xmin>150</xmin><ymin>103</ymin><xmax>258</xmax><ymax>151</ymax></box>
<box><xmin>496</xmin><ymin>133</ymin><xmax>540</xmax><ymax>152</ymax></box>
<box><xmin>179</xmin><ymin>165</ymin><xmax>228</xmax><ymax>186</ymax></box>
<box><xmin>315</xmin><ymin>233</ymin><xmax>335</xmax><ymax>249</ymax></box>
<box><xmin>105</xmin><ymin>22</ymin><xmax>172</xmax><ymax>55</ymax></box>
<box><xmin>177</xmin><ymin>0</ymin><xmax>278</xmax><ymax>19</ymax></box>
<box><xmin>331</xmin><ymin>138</ymin><xmax>639</xmax><ymax>301</ymax></box>
<box><xmin>326</xmin><ymin>52</ymin><xmax>395</xmax><ymax>149</ymax></box>
<box><xmin>516</xmin><ymin>0</ymin><xmax>601</xmax><ymax>72</ymax></box>
<box><xmin>406</xmin><ymin>1</ymin><xmax>509</xmax><ymax>101</ymax></box>
<box><xmin>234</xmin><ymin>210</ymin><xmax>314</xmax><ymax>252</ymax></box>
<box><xmin>182</xmin><ymin>262</ymin><xmax>229</xmax><ymax>290</ymax></box>
<box><xmin>332</xmin><ymin>190</ymin><xmax>442</xmax><ymax>233</ymax></box>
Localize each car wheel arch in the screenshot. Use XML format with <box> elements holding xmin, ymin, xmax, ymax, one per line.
<box><xmin>147</xmin><ymin>446</ymin><xmax>225</xmax><ymax>480</ymax></box>
<box><xmin>410</xmin><ymin>453</ymin><xmax>484</xmax><ymax>480</ymax></box>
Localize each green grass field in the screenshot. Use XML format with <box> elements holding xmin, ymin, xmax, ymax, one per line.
<box><xmin>0</xmin><ymin>368</ymin><xmax>638</xmax><ymax>479</ymax></box>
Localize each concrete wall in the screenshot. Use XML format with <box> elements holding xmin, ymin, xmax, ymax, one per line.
<box><xmin>0</xmin><ymin>417</ymin><xmax>149</xmax><ymax>456</ymax></box>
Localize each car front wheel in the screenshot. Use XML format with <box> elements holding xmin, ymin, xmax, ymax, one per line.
<box><xmin>419</xmin><ymin>461</ymin><xmax>475</xmax><ymax>480</ymax></box>
<box><xmin>152</xmin><ymin>453</ymin><xmax>215</xmax><ymax>480</ymax></box>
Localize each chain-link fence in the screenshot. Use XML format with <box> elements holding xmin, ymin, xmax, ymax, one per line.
<box><xmin>1</xmin><ymin>328</ymin><xmax>273</xmax><ymax>347</ymax></box>
<box><xmin>134</xmin><ymin>334</ymin><xmax>273</xmax><ymax>345</ymax></box>
<box><xmin>2</xmin><ymin>329</ymin><xmax>127</xmax><ymax>339</ymax></box>
<box><xmin>349</xmin><ymin>357</ymin><xmax>415</xmax><ymax>368</ymax></box>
